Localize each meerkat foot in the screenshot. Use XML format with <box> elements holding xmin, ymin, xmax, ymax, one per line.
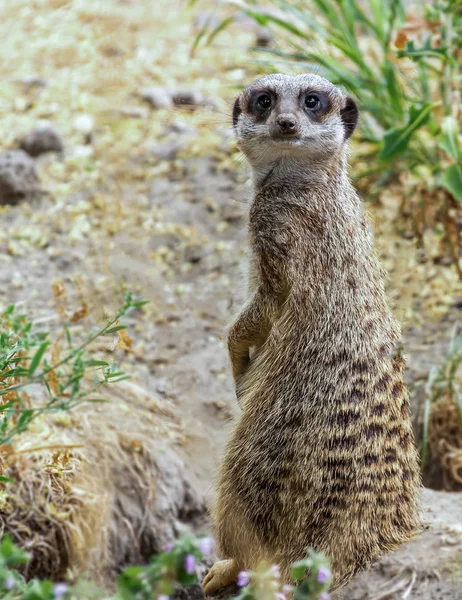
<box><xmin>202</xmin><ymin>559</ymin><xmax>240</xmax><ymax>596</ymax></box>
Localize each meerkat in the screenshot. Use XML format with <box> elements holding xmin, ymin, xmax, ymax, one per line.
<box><xmin>202</xmin><ymin>74</ymin><xmax>423</xmax><ymax>596</ymax></box>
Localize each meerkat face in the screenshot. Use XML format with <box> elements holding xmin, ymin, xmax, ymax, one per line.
<box><xmin>233</xmin><ymin>74</ymin><xmax>358</xmax><ymax>167</ymax></box>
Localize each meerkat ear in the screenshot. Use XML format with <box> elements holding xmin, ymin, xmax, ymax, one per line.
<box><xmin>341</xmin><ymin>97</ymin><xmax>359</xmax><ymax>139</ymax></box>
<box><xmin>232</xmin><ymin>97</ymin><xmax>242</xmax><ymax>127</ymax></box>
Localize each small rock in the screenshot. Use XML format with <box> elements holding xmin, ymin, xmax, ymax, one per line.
<box><xmin>121</xmin><ymin>106</ymin><xmax>149</xmax><ymax>119</ymax></box>
<box><xmin>183</xmin><ymin>243</ymin><xmax>204</xmax><ymax>264</ymax></box>
<box><xmin>149</xmin><ymin>139</ymin><xmax>186</xmax><ymax>161</ymax></box>
<box><xmin>170</xmin><ymin>89</ymin><xmax>214</xmax><ymax>109</ymax></box>
<box><xmin>0</xmin><ymin>150</ymin><xmax>41</xmax><ymax>205</ymax></box>
<box><xmin>73</xmin><ymin>114</ymin><xmax>94</xmax><ymax>144</ymax></box>
<box><xmin>156</xmin><ymin>381</ymin><xmax>168</xmax><ymax>395</ymax></box>
<box><xmin>255</xmin><ymin>26</ymin><xmax>273</xmax><ymax>47</ymax></box>
<box><xmin>164</xmin><ymin>121</ymin><xmax>198</xmax><ymax>136</ymax></box>
<box><xmin>17</xmin><ymin>75</ymin><xmax>47</xmax><ymax>92</ymax></box>
<box><xmin>18</xmin><ymin>121</ymin><xmax>64</xmax><ymax>157</ymax></box>
<box><xmin>140</xmin><ymin>87</ymin><xmax>174</xmax><ymax>110</ymax></box>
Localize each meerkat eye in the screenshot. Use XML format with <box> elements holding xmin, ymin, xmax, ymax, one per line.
<box><xmin>304</xmin><ymin>94</ymin><xmax>321</xmax><ymax>111</ymax></box>
<box><xmin>256</xmin><ymin>93</ymin><xmax>272</xmax><ymax>111</ymax></box>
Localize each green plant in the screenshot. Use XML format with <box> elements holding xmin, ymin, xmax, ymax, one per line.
<box><xmin>0</xmin><ymin>534</ymin><xmax>332</xmax><ymax>600</ymax></box>
<box><xmin>0</xmin><ymin>292</ymin><xmax>147</xmax><ymax>470</ymax></box>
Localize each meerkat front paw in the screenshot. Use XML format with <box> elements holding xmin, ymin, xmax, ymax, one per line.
<box><xmin>202</xmin><ymin>559</ymin><xmax>240</xmax><ymax>596</ymax></box>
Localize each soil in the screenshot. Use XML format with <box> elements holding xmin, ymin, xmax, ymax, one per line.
<box><xmin>0</xmin><ymin>1</ymin><xmax>461</xmax><ymax>598</ymax></box>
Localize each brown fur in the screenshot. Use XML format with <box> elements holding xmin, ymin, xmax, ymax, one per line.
<box><xmin>203</xmin><ymin>74</ymin><xmax>422</xmax><ymax>595</ymax></box>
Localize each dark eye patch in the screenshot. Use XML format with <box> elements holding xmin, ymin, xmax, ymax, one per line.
<box><xmin>300</xmin><ymin>90</ymin><xmax>331</xmax><ymax>121</ymax></box>
<box><xmin>247</xmin><ymin>89</ymin><xmax>275</xmax><ymax>120</ymax></box>
<box><xmin>233</xmin><ymin>97</ymin><xmax>242</xmax><ymax>127</ymax></box>
<box><xmin>341</xmin><ymin>97</ymin><xmax>359</xmax><ymax>139</ymax></box>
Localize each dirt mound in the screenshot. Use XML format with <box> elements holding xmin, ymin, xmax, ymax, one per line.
<box><xmin>0</xmin><ymin>380</ymin><xmax>206</xmax><ymax>585</ymax></box>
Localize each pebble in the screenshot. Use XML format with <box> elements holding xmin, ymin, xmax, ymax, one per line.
<box><xmin>140</xmin><ymin>87</ymin><xmax>174</xmax><ymax>110</ymax></box>
<box><xmin>73</xmin><ymin>114</ymin><xmax>94</xmax><ymax>144</ymax></box>
<box><xmin>0</xmin><ymin>150</ymin><xmax>41</xmax><ymax>205</ymax></box>
<box><xmin>18</xmin><ymin>121</ymin><xmax>64</xmax><ymax>157</ymax></box>
<box><xmin>255</xmin><ymin>26</ymin><xmax>273</xmax><ymax>47</ymax></box>
<box><xmin>121</xmin><ymin>106</ymin><xmax>149</xmax><ymax>119</ymax></box>
<box><xmin>170</xmin><ymin>89</ymin><xmax>215</xmax><ymax>109</ymax></box>
<box><xmin>141</xmin><ymin>87</ymin><xmax>215</xmax><ymax>111</ymax></box>
<box><xmin>149</xmin><ymin>139</ymin><xmax>186</xmax><ymax>161</ymax></box>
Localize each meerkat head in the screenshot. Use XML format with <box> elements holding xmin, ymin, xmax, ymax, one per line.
<box><xmin>232</xmin><ymin>73</ymin><xmax>358</xmax><ymax>169</ymax></box>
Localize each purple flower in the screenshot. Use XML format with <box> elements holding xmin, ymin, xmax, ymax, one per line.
<box><xmin>319</xmin><ymin>593</ymin><xmax>330</xmax><ymax>600</ymax></box>
<box><xmin>237</xmin><ymin>570</ymin><xmax>250</xmax><ymax>587</ymax></box>
<box><xmin>317</xmin><ymin>567</ymin><xmax>331</xmax><ymax>584</ymax></box>
<box><xmin>4</xmin><ymin>577</ymin><xmax>14</xmax><ymax>590</ymax></box>
<box><xmin>198</xmin><ymin>537</ymin><xmax>213</xmax><ymax>556</ymax></box>
<box><xmin>158</xmin><ymin>596</ymin><xmax>170</xmax><ymax>600</ymax></box>
<box><xmin>282</xmin><ymin>585</ymin><xmax>293</xmax><ymax>594</ymax></box>
<box><xmin>53</xmin><ymin>583</ymin><xmax>69</xmax><ymax>598</ymax></box>
<box><xmin>275</xmin><ymin>594</ymin><xmax>286</xmax><ymax>600</ymax></box>
<box><xmin>164</xmin><ymin>542</ymin><xmax>175</xmax><ymax>552</ymax></box>
<box><xmin>184</xmin><ymin>554</ymin><xmax>196</xmax><ymax>574</ymax></box>
<box><xmin>270</xmin><ymin>565</ymin><xmax>281</xmax><ymax>579</ymax></box>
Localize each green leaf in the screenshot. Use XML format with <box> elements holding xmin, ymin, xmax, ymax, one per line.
<box><xmin>439</xmin><ymin>117</ymin><xmax>462</xmax><ymax>161</ymax></box>
<box><xmin>206</xmin><ymin>16</ymin><xmax>236</xmax><ymax>45</ymax></box>
<box><xmin>455</xmin><ymin>388</ymin><xmax>462</xmax><ymax>429</ymax></box>
<box><xmin>84</xmin><ymin>360</ymin><xmax>109</xmax><ymax>368</ymax></box>
<box><xmin>397</xmin><ymin>39</ymin><xmax>450</xmax><ymax>62</ymax></box>
<box><xmin>28</xmin><ymin>341</ymin><xmax>50</xmax><ymax>376</ymax></box>
<box><xmin>105</xmin><ymin>325</ymin><xmax>127</xmax><ymax>334</ymax></box>
<box><xmin>64</xmin><ymin>324</ymin><xmax>72</xmax><ymax>347</ymax></box>
<box><xmin>0</xmin><ymin>475</ymin><xmax>13</xmax><ymax>483</ymax></box>
<box><xmin>291</xmin><ymin>559</ymin><xmax>310</xmax><ymax>581</ymax></box>
<box><xmin>443</xmin><ymin>164</ymin><xmax>462</xmax><ymax>202</ymax></box>
<box><xmin>0</xmin><ymin>535</ymin><xmax>29</xmax><ymax>565</ymax></box>
<box><xmin>379</xmin><ymin>103</ymin><xmax>434</xmax><ymax>161</ymax></box>
<box><xmin>84</xmin><ymin>398</ymin><xmax>109</xmax><ymax>404</ymax></box>
<box><xmin>383</xmin><ymin>60</ymin><xmax>404</xmax><ymax>118</ymax></box>
<box><xmin>17</xmin><ymin>409</ymin><xmax>34</xmax><ymax>432</ymax></box>
<box><xmin>246</xmin><ymin>9</ymin><xmax>308</xmax><ymax>39</ymax></box>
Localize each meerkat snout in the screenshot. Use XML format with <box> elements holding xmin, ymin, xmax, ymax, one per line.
<box><xmin>275</xmin><ymin>113</ymin><xmax>298</xmax><ymax>135</ymax></box>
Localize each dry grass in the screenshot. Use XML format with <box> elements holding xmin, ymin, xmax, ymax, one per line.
<box><xmin>426</xmin><ymin>396</ymin><xmax>462</xmax><ymax>491</ymax></box>
<box><xmin>1</xmin><ymin>376</ymin><xmax>185</xmax><ymax>585</ymax></box>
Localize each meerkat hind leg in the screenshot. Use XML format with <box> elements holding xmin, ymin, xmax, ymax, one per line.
<box><xmin>202</xmin><ymin>559</ymin><xmax>240</xmax><ymax>596</ymax></box>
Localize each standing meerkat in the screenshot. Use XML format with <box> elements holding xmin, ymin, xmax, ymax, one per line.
<box><xmin>202</xmin><ymin>74</ymin><xmax>422</xmax><ymax>596</ymax></box>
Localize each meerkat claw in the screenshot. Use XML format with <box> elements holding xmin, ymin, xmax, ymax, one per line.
<box><xmin>202</xmin><ymin>559</ymin><xmax>239</xmax><ymax>596</ymax></box>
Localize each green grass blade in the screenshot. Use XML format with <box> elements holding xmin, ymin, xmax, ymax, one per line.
<box><xmin>246</xmin><ymin>9</ymin><xmax>309</xmax><ymax>39</ymax></box>
<box><xmin>28</xmin><ymin>341</ymin><xmax>50</xmax><ymax>376</ymax></box>
<box><xmin>206</xmin><ymin>15</ymin><xmax>236</xmax><ymax>45</ymax></box>
<box><xmin>455</xmin><ymin>388</ymin><xmax>462</xmax><ymax>429</ymax></box>
<box><xmin>379</xmin><ymin>103</ymin><xmax>434</xmax><ymax>161</ymax></box>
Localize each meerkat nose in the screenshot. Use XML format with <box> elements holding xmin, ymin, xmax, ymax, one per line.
<box><xmin>276</xmin><ymin>114</ymin><xmax>297</xmax><ymax>134</ymax></box>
